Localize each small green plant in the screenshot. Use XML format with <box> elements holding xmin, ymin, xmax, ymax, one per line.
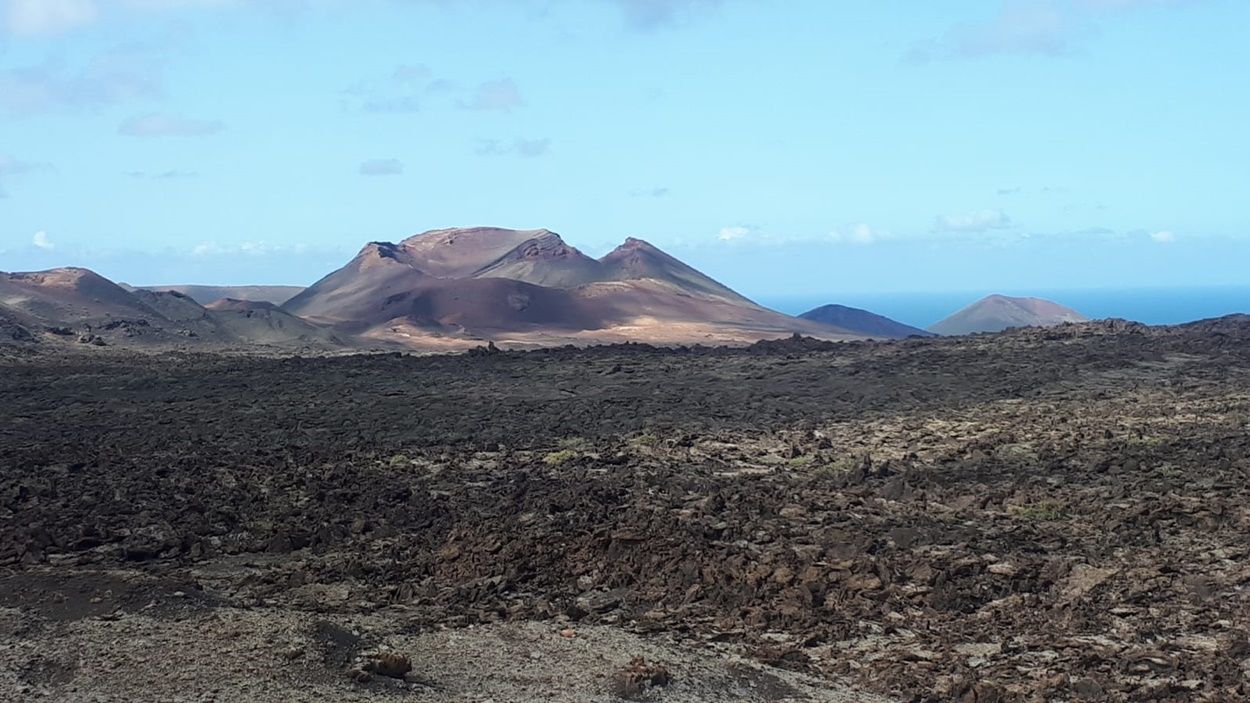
<box><xmin>817</xmin><ymin>456</ymin><xmax>859</xmax><ymax>475</ymax></box>
<box><xmin>558</xmin><ymin>436</ymin><xmax>591</xmax><ymax>451</ymax></box>
<box><xmin>632</xmin><ymin>432</ymin><xmax>661</xmax><ymax>447</ymax></box>
<box><xmin>1008</xmin><ymin>501</ymin><xmax>1066</xmax><ymax>521</ymax></box>
<box><xmin>385</xmin><ymin>453</ymin><xmax>412</xmax><ymax>468</ymax></box>
<box><xmin>786</xmin><ymin>454</ymin><xmax>815</xmax><ymax>467</ymax></box>
<box><xmin>543</xmin><ymin>449</ymin><xmax>577</xmax><ymax>465</ymax></box>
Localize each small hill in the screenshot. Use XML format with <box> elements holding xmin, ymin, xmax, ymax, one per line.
<box><xmin>206</xmin><ymin>299</ymin><xmax>344</xmax><ymax>346</ymax></box>
<box><xmin>125</xmin><ymin>284</ymin><xmax>304</xmax><ymax>306</ymax></box>
<box><xmin>1</xmin><ymin>268</ymin><xmax>163</xmax><ymax>325</ymax></box>
<box><xmin>799</xmin><ymin>304</ymin><xmax>933</xmax><ymax>339</ymax></box>
<box><xmin>929</xmin><ymin>294</ymin><xmax>1088</xmax><ymax>335</ymax></box>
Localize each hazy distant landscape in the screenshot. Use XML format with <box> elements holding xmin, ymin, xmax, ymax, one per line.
<box><xmin>763</xmin><ymin>286</ymin><xmax>1250</xmax><ymax>329</ymax></box>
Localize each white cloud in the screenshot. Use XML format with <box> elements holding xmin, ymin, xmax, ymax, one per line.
<box><xmin>828</xmin><ymin>223</ymin><xmax>881</xmax><ymax>245</ymax></box>
<box><xmin>717</xmin><ymin>226</ymin><xmax>750</xmax><ymax>242</ymax></box>
<box><xmin>2</xmin><ymin>0</ymin><xmax>240</xmax><ymax>35</ymax></box>
<box><xmin>32</xmin><ymin>231</ymin><xmax>54</xmax><ymax>249</ymax></box>
<box><xmin>1150</xmin><ymin>230</ymin><xmax>1175</xmax><ymax>243</ymax></box>
<box><xmin>4</xmin><ymin>0</ymin><xmax>97</xmax><ymax>35</ymax></box>
<box><xmin>118</xmin><ymin>113</ymin><xmax>223</xmax><ymax>137</ymax></box>
<box><xmin>191</xmin><ymin>242</ymin><xmax>224</xmax><ymax>256</ymax></box>
<box><xmin>934</xmin><ymin>209</ymin><xmax>1014</xmax><ymax>233</ymax></box>
<box><xmin>192</xmin><ymin>240</ymin><xmax>301</xmax><ymax>257</ymax></box>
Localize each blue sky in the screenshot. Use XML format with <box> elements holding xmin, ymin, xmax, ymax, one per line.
<box><xmin>0</xmin><ymin>0</ymin><xmax>1247</xmax><ymax>298</ymax></box>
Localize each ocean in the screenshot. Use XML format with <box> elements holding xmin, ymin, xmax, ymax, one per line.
<box><xmin>757</xmin><ymin>286</ymin><xmax>1250</xmax><ymax>330</ymax></box>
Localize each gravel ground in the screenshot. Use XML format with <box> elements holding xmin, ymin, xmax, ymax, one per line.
<box><xmin>0</xmin><ymin>579</ymin><xmax>885</xmax><ymax>702</ymax></box>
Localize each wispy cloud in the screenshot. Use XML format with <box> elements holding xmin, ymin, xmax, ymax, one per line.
<box><xmin>118</xmin><ymin>113</ymin><xmax>224</xmax><ymax>137</ymax></box>
<box><xmin>358</xmin><ymin>158</ymin><xmax>404</xmax><ymax>176</ymax></box>
<box><xmin>2</xmin><ymin>0</ymin><xmax>241</xmax><ymax>36</ymax></box>
<box><xmin>0</xmin><ymin>47</ymin><xmax>165</xmax><ymax>115</ymax></box>
<box><xmin>611</xmin><ymin>0</ymin><xmax>724</xmax><ymax>31</ymax></box>
<box><xmin>909</xmin><ymin>0</ymin><xmax>1069</xmax><ymax>61</ymax></box>
<box><xmin>630</xmin><ymin>186</ymin><xmax>670</xmax><ymax>198</ymax></box>
<box><xmin>1150</xmin><ymin>229</ymin><xmax>1176</xmax><ymax>243</ymax></box>
<box><xmin>458</xmin><ymin>78</ymin><xmax>524</xmax><ymax>112</ymax></box>
<box><xmin>474</xmin><ymin>137</ymin><xmax>550</xmax><ymax>158</ymax></box>
<box><xmin>717</xmin><ymin>225</ymin><xmax>751</xmax><ymax>242</ymax></box>
<box><xmin>934</xmin><ymin>209</ymin><xmax>1014</xmax><ymax>233</ymax></box>
<box><xmin>908</xmin><ymin>0</ymin><xmax>1202</xmax><ymax>61</ymax></box>
<box><xmin>828</xmin><ymin>223</ymin><xmax>885</xmax><ymax>245</ymax></box>
<box><xmin>4</xmin><ymin>0</ymin><xmax>97</xmax><ymax>35</ymax></box>
<box><xmin>125</xmin><ymin>169</ymin><xmax>198</xmax><ymax>179</ymax></box>
<box><xmin>32</xmin><ymin>230</ymin><xmax>54</xmax><ymax>250</ymax></box>
<box><xmin>0</xmin><ymin>154</ymin><xmax>47</xmax><ymax>197</ymax></box>
<box><xmin>341</xmin><ymin>63</ymin><xmax>442</xmax><ymax>114</ymax></box>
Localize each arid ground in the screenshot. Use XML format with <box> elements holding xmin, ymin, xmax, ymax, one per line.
<box><xmin>3</xmin><ymin>318</ymin><xmax>1250</xmax><ymax>701</ymax></box>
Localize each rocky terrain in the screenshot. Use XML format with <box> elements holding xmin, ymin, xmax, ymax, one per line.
<box><xmin>3</xmin><ymin>317</ymin><xmax>1250</xmax><ymax>701</ymax></box>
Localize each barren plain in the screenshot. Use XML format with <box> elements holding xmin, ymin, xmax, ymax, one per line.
<box><xmin>3</xmin><ymin>318</ymin><xmax>1250</xmax><ymax>701</ymax></box>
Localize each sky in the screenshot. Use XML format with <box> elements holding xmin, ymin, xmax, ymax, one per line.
<box><xmin>0</xmin><ymin>0</ymin><xmax>1248</xmax><ymax>299</ymax></box>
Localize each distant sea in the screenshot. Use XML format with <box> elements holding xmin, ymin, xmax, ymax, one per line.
<box><xmin>758</xmin><ymin>286</ymin><xmax>1250</xmax><ymax>330</ymax></box>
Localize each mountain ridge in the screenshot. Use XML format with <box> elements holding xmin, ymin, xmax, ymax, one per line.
<box><xmin>282</xmin><ymin>226</ymin><xmax>850</xmax><ymax>346</ymax></box>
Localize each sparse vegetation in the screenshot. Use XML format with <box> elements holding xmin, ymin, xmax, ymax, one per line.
<box><xmin>816</xmin><ymin>455</ymin><xmax>861</xmax><ymax>476</ymax></box>
<box><xmin>631</xmin><ymin>432</ymin><xmax>661</xmax><ymax>447</ymax></box>
<box><xmin>385</xmin><ymin>453</ymin><xmax>413</xmax><ymax>468</ymax></box>
<box><xmin>1008</xmin><ymin>501</ymin><xmax>1067</xmax><ymax>521</ymax></box>
<box><xmin>543</xmin><ymin>449</ymin><xmax>577</xmax><ymax>465</ymax></box>
<box><xmin>557</xmin><ymin>436</ymin><xmax>591</xmax><ymax>451</ymax></box>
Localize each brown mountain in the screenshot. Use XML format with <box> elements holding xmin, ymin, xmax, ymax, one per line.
<box><xmin>204</xmin><ymin>298</ymin><xmax>344</xmax><ymax>346</ymax></box>
<box><xmin>283</xmin><ymin>226</ymin><xmax>854</xmax><ymax>346</ymax></box>
<box><xmin>929</xmin><ymin>294</ymin><xmax>1088</xmax><ymax>335</ymax></box>
<box><xmin>1</xmin><ymin>268</ymin><xmax>161</xmax><ymax>325</ymax></box>
<box><xmin>124</xmin><ymin>284</ymin><xmax>304</xmax><ymax>306</ymax></box>
<box><xmin>0</xmin><ymin>268</ymin><xmax>342</xmax><ymax>350</ymax></box>
<box><xmin>799</xmin><ymin>304</ymin><xmax>933</xmax><ymax>339</ymax></box>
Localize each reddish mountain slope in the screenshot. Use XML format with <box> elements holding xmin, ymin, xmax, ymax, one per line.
<box><xmin>1</xmin><ymin>268</ymin><xmax>159</xmax><ymax>324</ymax></box>
<box><xmin>283</xmin><ymin>226</ymin><xmax>855</xmax><ymax>346</ymax></box>
<box><xmin>929</xmin><ymin>294</ymin><xmax>1088</xmax><ymax>335</ymax></box>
